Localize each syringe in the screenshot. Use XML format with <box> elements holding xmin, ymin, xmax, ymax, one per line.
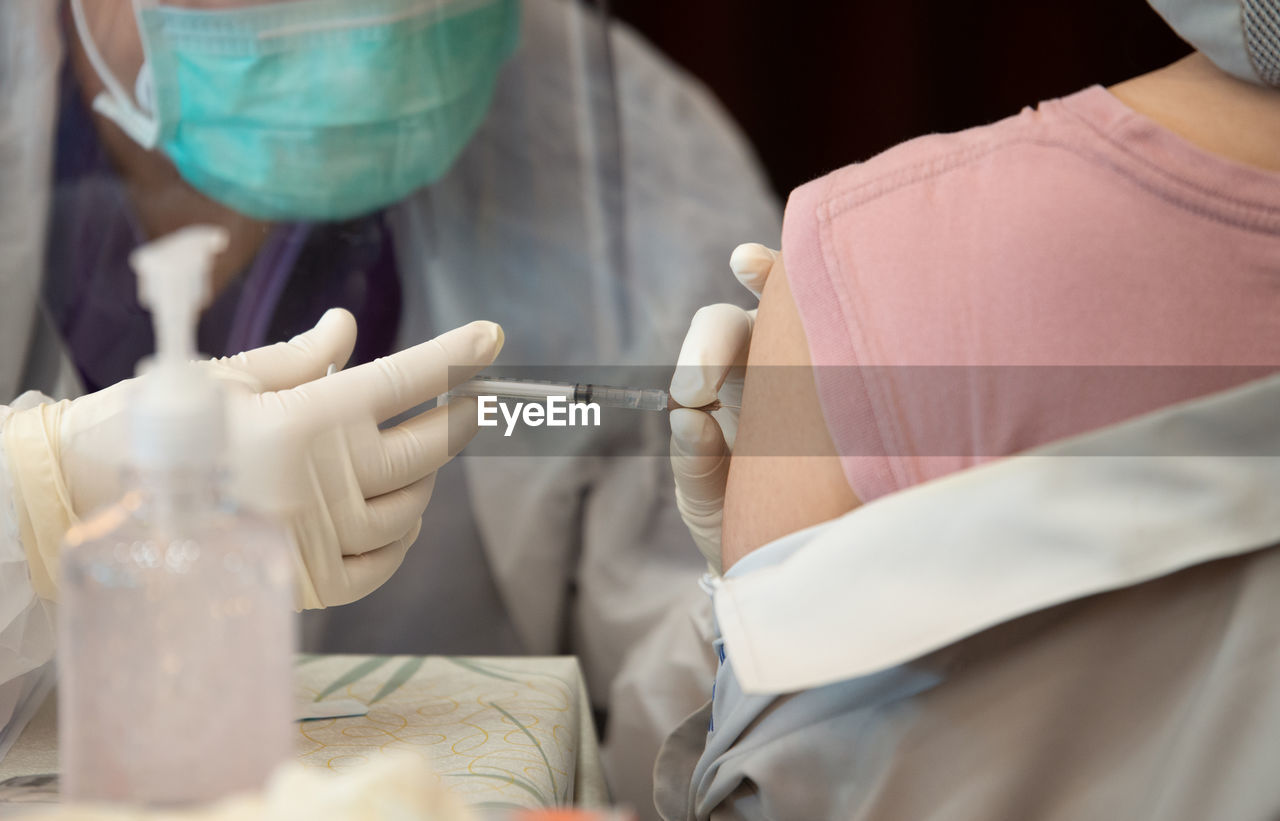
<box><xmin>448</xmin><ymin>376</ymin><xmax>738</xmax><ymax>412</ymax></box>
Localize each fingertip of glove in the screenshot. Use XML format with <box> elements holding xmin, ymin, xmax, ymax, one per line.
<box><xmin>301</xmin><ymin>309</ymin><xmax>358</xmax><ymax>365</ymax></box>
<box><xmin>668</xmin><ymin>369</ymin><xmax>711</xmax><ymax>407</ymax></box>
<box><xmin>315</xmin><ymin>307</ymin><xmax>357</xmax><ymax>338</ymax></box>
<box><xmin>400</xmin><ymin>518</ymin><xmax>424</xmax><ymax>552</ymax></box>
<box><xmin>669</xmin><ymin>407</ymin><xmax>700</xmax><ymax>440</ymax></box>
<box><xmin>670</xmin><ymin>408</ymin><xmax>722</xmax><ymax>453</ymax></box>
<box><xmin>729</xmin><ymin>243</ymin><xmax>777</xmax><ymax>278</ymax></box>
<box><xmin>464</xmin><ymin>320</ymin><xmax>504</xmax><ymax>362</ymax></box>
<box><xmin>319</xmin><ymin>306</ymin><xmax>356</xmax><ymax>324</ymax></box>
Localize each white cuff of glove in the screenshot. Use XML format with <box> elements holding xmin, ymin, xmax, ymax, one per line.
<box><xmin>2</xmin><ymin>400</ymin><xmax>76</xmax><ymax>600</ymax></box>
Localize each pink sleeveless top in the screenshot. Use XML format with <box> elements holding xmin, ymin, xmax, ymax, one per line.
<box><xmin>783</xmin><ymin>85</ymin><xmax>1280</xmax><ymax>502</ymax></box>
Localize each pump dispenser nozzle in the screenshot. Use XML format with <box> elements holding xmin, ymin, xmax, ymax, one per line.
<box><xmin>128</xmin><ymin>226</ymin><xmax>229</xmax><ymax>471</ymax></box>
<box><xmin>131</xmin><ymin>225</ymin><xmax>225</xmax><ymax>365</ymax></box>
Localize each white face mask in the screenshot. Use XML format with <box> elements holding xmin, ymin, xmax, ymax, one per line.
<box><xmin>1147</xmin><ymin>0</ymin><xmax>1280</xmax><ymax>87</ymax></box>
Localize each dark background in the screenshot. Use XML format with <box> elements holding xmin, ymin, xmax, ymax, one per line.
<box><xmin>613</xmin><ymin>1</ymin><xmax>1192</xmax><ymax>198</ymax></box>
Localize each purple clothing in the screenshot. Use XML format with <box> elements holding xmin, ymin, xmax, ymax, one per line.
<box><xmin>43</xmin><ymin>63</ymin><xmax>402</xmax><ymax>393</ymax></box>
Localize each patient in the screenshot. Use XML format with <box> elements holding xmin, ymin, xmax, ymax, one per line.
<box><xmin>657</xmin><ymin>21</ymin><xmax>1280</xmax><ymax>821</ymax></box>
<box><xmin>724</xmin><ymin>50</ymin><xmax>1280</xmax><ymax>570</ymax></box>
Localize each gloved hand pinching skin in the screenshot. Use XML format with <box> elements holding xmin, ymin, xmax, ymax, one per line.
<box><xmin>2</xmin><ymin>308</ymin><xmax>504</xmax><ymax>608</ymax></box>
<box><xmin>668</xmin><ymin>243</ymin><xmax>776</xmax><ymax>576</ymax></box>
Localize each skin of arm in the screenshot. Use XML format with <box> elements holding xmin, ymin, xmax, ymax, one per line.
<box><xmin>721</xmin><ymin>254</ymin><xmax>860</xmax><ymax>572</ymax></box>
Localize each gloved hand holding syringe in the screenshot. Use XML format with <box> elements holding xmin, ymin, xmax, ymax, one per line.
<box><xmin>449</xmin><ymin>375</ymin><xmax>739</xmax><ymax>412</ymax></box>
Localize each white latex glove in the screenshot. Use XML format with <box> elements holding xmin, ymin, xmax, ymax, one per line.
<box><xmin>3</xmin><ymin>309</ymin><xmax>503</xmax><ymax>608</ymax></box>
<box><xmin>669</xmin><ymin>243</ymin><xmax>777</xmax><ymax>576</ymax></box>
<box><xmin>215</xmin><ymin>315</ymin><xmax>502</xmax><ymax>609</ymax></box>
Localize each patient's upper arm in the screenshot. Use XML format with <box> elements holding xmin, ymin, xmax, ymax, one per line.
<box><xmin>721</xmin><ymin>255</ymin><xmax>860</xmax><ymax>572</ymax></box>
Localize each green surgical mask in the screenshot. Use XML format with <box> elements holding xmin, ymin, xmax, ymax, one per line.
<box><xmin>72</xmin><ymin>0</ymin><xmax>520</xmax><ymax>221</ymax></box>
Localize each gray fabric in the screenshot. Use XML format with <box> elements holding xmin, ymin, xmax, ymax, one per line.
<box><xmin>659</xmin><ymin>548</ymin><xmax>1280</xmax><ymax>821</ymax></box>
<box><xmin>1243</xmin><ymin>0</ymin><xmax>1280</xmax><ymax>85</ymax></box>
<box><xmin>0</xmin><ymin>0</ymin><xmax>60</xmax><ymax>404</ymax></box>
<box><xmin>605</xmin><ymin>584</ymin><xmax>717</xmax><ymax>821</ymax></box>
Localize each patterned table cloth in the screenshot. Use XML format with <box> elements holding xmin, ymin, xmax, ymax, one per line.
<box><xmin>0</xmin><ymin>655</ymin><xmax>606</xmax><ymax>812</ymax></box>
<box><xmin>295</xmin><ymin>655</ymin><xmax>605</xmax><ymax>810</ymax></box>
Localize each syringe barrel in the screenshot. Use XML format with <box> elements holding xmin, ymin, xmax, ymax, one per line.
<box><xmin>581</xmin><ymin>384</ymin><xmax>669</xmax><ymax>411</ymax></box>
<box><xmin>450</xmin><ymin>376</ymin><xmax>575</xmax><ymax>402</ymax></box>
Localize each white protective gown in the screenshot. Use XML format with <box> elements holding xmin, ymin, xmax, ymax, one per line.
<box><xmin>305</xmin><ymin>0</ymin><xmax>782</xmax><ymax>713</ymax></box>
<box><xmin>0</xmin><ymin>0</ymin><xmax>781</xmax><ymax>782</ymax></box>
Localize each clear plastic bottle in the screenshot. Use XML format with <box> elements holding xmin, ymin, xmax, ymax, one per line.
<box><xmin>57</xmin><ymin>226</ymin><xmax>296</xmax><ymax>805</ymax></box>
<box><xmin>58</xmin><ymin>473</ymin><xmax>295</xmax><ymax>804</ymax></box>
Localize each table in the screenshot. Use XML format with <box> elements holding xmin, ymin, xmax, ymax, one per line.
<box><xmin>0</xmin><ymin>655</ymin><xmax>607</xmax><ymax>811</ymax></box>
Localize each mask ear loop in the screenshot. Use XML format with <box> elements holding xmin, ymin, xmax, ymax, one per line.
<box><xmin>70</xmin><ymin>0</ymin><xmax>161</xmax><ymax>148</ymax></box>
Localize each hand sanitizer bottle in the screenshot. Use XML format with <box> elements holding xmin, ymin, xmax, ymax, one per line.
<box><xmin>58</xmin><ymin>226</ymin><xmax>296</xmax><ymax>805</ymax></box>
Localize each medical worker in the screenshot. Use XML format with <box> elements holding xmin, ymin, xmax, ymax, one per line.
<box><xmin>649</xmin><ymin>0</ymin><xmax>1280</xmax><ymax>817</ymax></box>
<box><xmin>0</xmin><ymin>0</ymin><xmax>780</xmax><ymax>747</ymax></box>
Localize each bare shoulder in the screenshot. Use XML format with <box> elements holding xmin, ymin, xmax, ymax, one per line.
<box><xmin>721</xmin><ymin>255</ymin><xmax>860</xmax><ymax>572</ymax></box>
